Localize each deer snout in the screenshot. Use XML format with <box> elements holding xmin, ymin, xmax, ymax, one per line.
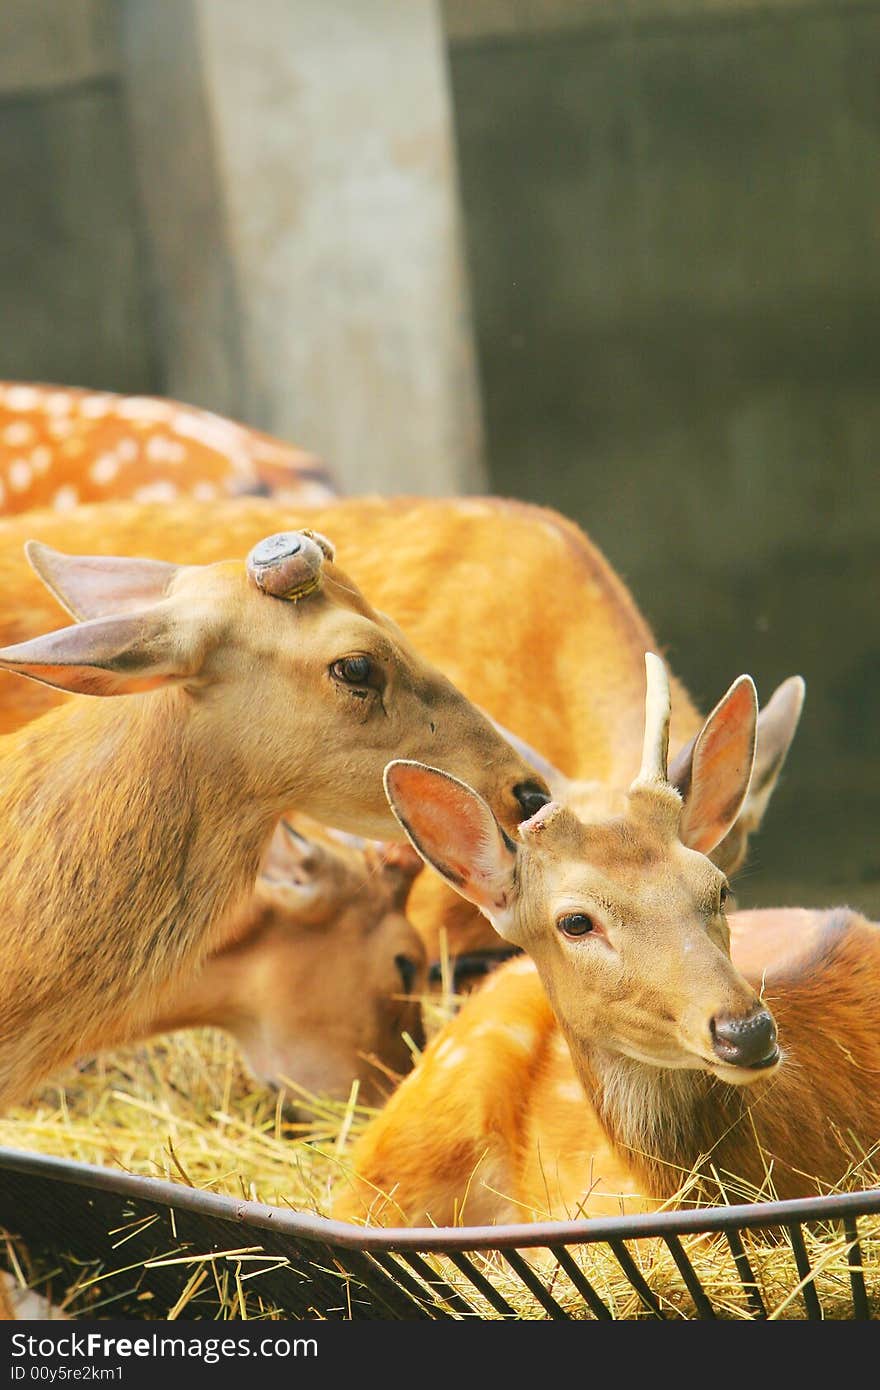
<box><xmin>514</xmin><ymin>780</ymin><xmax>552</xmax><ymax>821</ymax></box>
<box><xmin>710</xmin><ymin>1006</ymin><xmax>778</xmax><ymax>1071</ymax></box>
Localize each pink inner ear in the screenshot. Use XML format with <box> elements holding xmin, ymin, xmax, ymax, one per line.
<box><xmin>26</xmin><ymin>543</ymin><xmax>180</xmax><ymax>621</ymax></box>
<box><xmin>683</xmin><ymin>677</ymin><xmax>757</xmax><ymax>852</ymax></box>
<box><xmin>386</xmin><ymin>765</ymin><xmax>480</xmax><ymax>882</ymax></box>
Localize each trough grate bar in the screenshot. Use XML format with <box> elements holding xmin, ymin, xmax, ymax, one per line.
<box><xmin>723</xmin><ymin>1227</ymin><xmax>767</xmax><ymax>1319</ymax></box>
<box><xmin>662</xmin><ymin>1234</ymin><xmax>716</xmax><ymax>1319</ymax></box>
<box><xmin>608</xmin><ymin>1239</ymin><xmax>665</xmax><ymax>1318</ymax></box>
<box><xmin>446</xmin><ymin>1251</ymin><xmax>519</xmax><ymax>1318</ymax></box>
<box><xmin>548</xmin><ymin>1244</ymin><xmax>612</xmax><ymax>1320</ymax></box>
<box><xmin>501</xmin><ymin>1247</ymin><xmax>571</xmax><ymax>1320</ymax></box>
<box><xmin>329</xmin><ymin>1246</ymin><xmax>427</xmax><ymax>1320</ymax></box>
<box><xmin>843</xmin><ymin>1215</ymin><xmax>869</xmax><ymax>1320</ymax></box>
<box><xmin>786</xmin><ymin>1223</ymin><xmax>822</xmax><ymax>1320</ymax></box>
<box><xmin>398</xmin><ymin>1252</ymin><xmax>480</xmax><ymax>1319</ymax></box>
<box><xmin>369</xmin><ymin>1251</ymin><xmax>453</xmax><ymax>1320</ymax></box>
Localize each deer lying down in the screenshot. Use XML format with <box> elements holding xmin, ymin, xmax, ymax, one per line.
<box><xmin>146</xmin><ymin>819</ymin><xmax>426</xmax><ymax>1107</ymax></box>
<box><xmin>333</xmin><ymin>657</ymin><xmax>880</xmax><ymax>1227</ymax></box>
<box><xmin>0</xmin><ymin>534</ymin><xmax>544</xmax><ymax>1110</ymax></box>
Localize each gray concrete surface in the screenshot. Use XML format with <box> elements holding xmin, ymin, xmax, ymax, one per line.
<box><xmin>450</xmin><ymin>2</ymin><xmax>880</xmax><ymax>914</ymax></box>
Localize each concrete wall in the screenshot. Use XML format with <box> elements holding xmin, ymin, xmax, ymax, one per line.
<box><xmin>0</xmin><ymin>0</ymin><xmax>484</xmax><ymax>494</ymax></box>
<box><xmin>0</xmin><ymin>1</ymin><xmax>156</xmax><ymax>393</ymax></box>
<box><xmin>450</xmin><ymin>1</ymin><xmax>880</xmax><ymax>911</ymax></box>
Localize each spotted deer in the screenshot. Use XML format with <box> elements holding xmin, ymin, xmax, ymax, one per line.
<box><xmin>146</xmin><ymin>818</ymin><xmax>427</xmax><ymax>1107</ymax></box>
<box><xmin>331</xmin><ymin>657</ymin><xmax>880</xmax><ymax>1227</ymax></box>
<box><xmin>0</xmin><ymin>381</ymin><xmax>335</xmax><ymax>513</ymax></box>
<box><xmin>0</xmin><ymin>531</ymin><xmax>545</xmax><ymax>1109</ymax></box>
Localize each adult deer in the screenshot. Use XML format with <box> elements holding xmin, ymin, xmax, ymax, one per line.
<box><xmin>146</xmin><ymin>819</ymin><xmax>426</xmax><ymax>1107</ymax></box>
<box><xmin>332</xmin><ymin>657</ymin><xmax>878</xmax><ymax>1227</ymax></box>
<box><xmin>0</xmin><ymin>531</ymin><xmax>544</xmax><ymax>1109</ymax></box>
<box><xmin>0</xmin><ymin>382</ymin><xmax>334</xmax><ymax>512</ymax></box>
<box><xmin>0</xmin><ymin>496</ymin><xmax>802</xmax><ymax>961</ymax></box>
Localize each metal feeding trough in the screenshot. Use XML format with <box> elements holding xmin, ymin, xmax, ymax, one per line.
<box><xmin>0</xmin><ymin>1147</ymin><xmax>878</xmax><ymax>1320</ymax></box>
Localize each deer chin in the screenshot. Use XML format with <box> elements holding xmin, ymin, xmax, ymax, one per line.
<box><xmin>701</xmin><ymin>1048</ymin><xmax>782</xmax><ymax>1086</ymax></box>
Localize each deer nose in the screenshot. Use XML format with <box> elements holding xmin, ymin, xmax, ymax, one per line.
<box><xmin>514</xmin><ymin>781</ymin><xmax>551</xmax><ymax>821</ymax></box>
<box><xmin>710</xmin><ymin>1008</ymin><xmax>778</xmax><ymax>1069</ymax></box>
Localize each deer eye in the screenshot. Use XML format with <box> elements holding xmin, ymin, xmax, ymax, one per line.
<box><xmin>557</xmin><ymin>912</ymin><xmax>596</xmax><ymax>939</ymax></box>
<box><xmin>330</xmin><ymin>655</ymin><xmax>374</xmax><ymax>688</ymax></box>
<box><xmin>394</xmin><ymin>953</ymin><xmax>418</xmax><ymax>995</ymax></box>
<box><xmin>718</xmin><ymin>883</ymin><xmax>731</xmax><ymax>910</ymax></box>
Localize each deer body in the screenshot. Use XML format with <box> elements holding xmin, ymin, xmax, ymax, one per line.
<box><xmin>334</xmin><ymin>908</ymin><xmax>880</xmax><ymax>1225</ymax></box>
<box><xmin>0</xmin><ymin>382</ymin><xmax>334</xmax><ymax>512</ymax></box>
<box><xmin>0</xmin><ymin>534</ymin><xmax>540</xmax><ymax>1109</ymax></box>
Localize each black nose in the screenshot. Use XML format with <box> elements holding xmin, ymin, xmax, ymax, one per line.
<box><xmin>711</xmin><ymin>1008</ymin><xmax>778</xmax><ymax>1069</ymax></box>
<box><xmin>514</xmin><ymin>781</ymin><xmax>551</xmax><ymax>821</ymax></box>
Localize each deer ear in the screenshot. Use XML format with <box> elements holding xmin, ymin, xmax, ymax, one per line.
<box><xmin>383</xmin><ymin>761</ymin><xmax>517</xmax><ymax>919</ymax></box>
<box><xmin>0</xmin><ymin>608</ymin><xmax>199</xmax><ymax>697</ymax></box>
<box><xmin>260</xmin><ymin>819</ymin><xmax>332</xmax><ymax>887</ymax></box>
<box><xmin>705</xmin><ymin>676</ymin><xmax>805</xmax><ymax>875</ymax></box>
<box><xmin>26</xmin><ymin>541</ymin><xmax>181</xmax><ymax>621</ymax></box>
<box><xmin>670</xmin><ymin>676</ymin><xmax>758</xmax><ymax>855</ymax></box>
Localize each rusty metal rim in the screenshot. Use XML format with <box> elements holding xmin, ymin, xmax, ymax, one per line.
<box><xmin>2</xmin><ymin>1145</ymin><xmax>880</xmax><ymax>1253</ymax></box>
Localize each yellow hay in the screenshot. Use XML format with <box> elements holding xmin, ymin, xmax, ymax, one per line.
<box><xmin>1</xmin><ymin>1020</ymin><xmax>878</xmax><ymax>1320</ymax></box>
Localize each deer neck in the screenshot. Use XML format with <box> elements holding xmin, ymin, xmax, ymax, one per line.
<box><xmin>0</xmin><ymin>691</ymin><xmax>280</xmax><ymax>1104</ymax></box>
<box><xmin>567</xmin><ymin>1038</ymin><xmax>770</xmax><ymax>1202</ymax></box>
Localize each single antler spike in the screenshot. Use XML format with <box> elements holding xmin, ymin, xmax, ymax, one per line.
<box><xmin>633</xmin><ymin>652</ymin><xmax>671</xmax><ymax>787</ymax></box>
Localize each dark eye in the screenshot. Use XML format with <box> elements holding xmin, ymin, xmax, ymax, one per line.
<box><xmin>330</xmin><ymin>655</ymin><xmax>373</xmax><ymax>687</ymax></box>
<box><xmin>394</xmin><ymin>953</ymin><xmax>418</xmax><ymax>995</ymax></box>
<box><xmin>557</xmin><ymin>912</ymin><xmax>596</xmax><ymax>939</ymax></box>
<box><xmin>719</xmin><ymin>883</ymin><xmax>731</xmax><ymax>910</ymax></box>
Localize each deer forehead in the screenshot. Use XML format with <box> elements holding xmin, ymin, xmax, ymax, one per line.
<box><xmin>526</xmin><ymin>820</ymin><xmax>722</xmax><ymax>924</ymax></box>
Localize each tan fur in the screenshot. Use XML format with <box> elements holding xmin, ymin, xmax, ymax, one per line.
<box><xmin>147</xmin><ymin>822</ymin><xmax>426</xmax><ymax>1106</ymax></box>
<box><xmin>0</xmin><ymin>538</ymin><xmax>539</xmax><ymax>1109</ymax></box>
<box><xmin>0</xmin><ymin>495</ymin><xmax>704</xmax><ymax>964</ymax></box>
<box><xmin>335</xmin><ymin>909</ymin><xmax>880</xmax><ymax>1225</ymax></box>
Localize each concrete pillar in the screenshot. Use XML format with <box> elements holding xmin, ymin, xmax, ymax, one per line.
<box><xmin>121</xmin><ymin>0</ymin><xmax>485</xmax><ymax>494</ymax></box>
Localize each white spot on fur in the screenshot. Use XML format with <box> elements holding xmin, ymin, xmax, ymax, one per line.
<box><xmin>115</xmin><ymin>438</ymin><xmax>139</xmax><ymax>463</ymax></box>
<box><xmin>471</xmin><ymin>1019</ymin><xmax>537</xmax><ymax>1050</ymax></box>
<box><xmin>114</xmin><ymin>397</ymin><xmax>173</xmax><ymax>423</ymax></box>
<box><xmin>146</xmin><ymin>434</ymin><xmax>186</xmax><ymax>464</ymax></box>
<box><xmin>79</xmin><ymin>394</ymin><xmax>115</xmax><ymax>419</ymax></box>
<box><xmin>31</xmin><ymin>445</ymin><xmax>52</xmax><ymax>474</ymax></box>
<box><xmin>432</xmin><ymin>1037</ymin><xmax>458</xmax><ymax>1063</ymax></box>
<box><xmin>556</xmin><ymin>1079</ymin><xmax>585</xmax><ymax>1103</ymax></box>
<box><xmin>89</xmin><ymin>452</ymin><xmax>120</xmax><ymax>484</ymax></box>
<box><xmin>8</xmin><ymin>458</ymin><xmax>32</xmax><ymax>491</ymax></box>
<box><xmin>133</xmin><ymin>481</ymin><xmax>179</xmax><ymax>503</ymax></box>
<box><xmin>3</xmin><ymin>420</ymin><xmax>33</xmax><ymax>447</ymax></box>
<box><xmin>52</xmin><ymin>485</ymin><xmax>78</xmax><ymax>511</ymax></box>
<box><xmin>47</xmin><ymin>417</ymin><xmax>75</xmax><ymax>438</ymax></box>
<box><xmin>437</xmin><ymin>1045</ymin><xmax>468</xmax><ymax>1070</ymax></box>
<box><xmin>4</xmin><ymin>385</ymin><xmax>39</xmax><ymax>410</ymax></box>
<box><xmin>45</xmin><ymin>392</ymin><xmax>73</xmax><ymax>415</ymax></box>
<box><xmin>193</xmin><ymin>481</ymin><xmax>218</xmax><ymax>501</ymax></box>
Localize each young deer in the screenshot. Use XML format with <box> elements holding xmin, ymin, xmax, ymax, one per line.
<box><xmin>0</xmin><ymin>532</ymin><xmax>545</xmax><ymax>1109</ymax></box>
<box><xmin>333</xmin><ymin>657</ymin><xmax>880</xmax><ymax>1227</ymax></box>
<box><xmin>147</xmin><ymin>819</ymin><xmax>427</xmax><ymax>1107</ymax></box>
<box><xmin>0</xmin><ymin>496</ymin><xmax>800</xmax><ymax>959</ymax></box>
<box><xmin>0</xmin><ymin>382</ymin><xmax>335</xmax><ymax>512</ymax></box>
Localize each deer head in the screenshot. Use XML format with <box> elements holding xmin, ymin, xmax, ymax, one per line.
<box><xmin>0</xmin><ymin>536</ymin><xmax>550</xmax><ymax>840</ymax></box>
<box><xmin>384</xmin><ymin>654</ymin><xmax>783</xmax><ymax>1086</ymax></box>
<box><xmin>165</xmin><ymin>819</ymin><xmax>426</xmax><ymax>1106</ymax></box>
